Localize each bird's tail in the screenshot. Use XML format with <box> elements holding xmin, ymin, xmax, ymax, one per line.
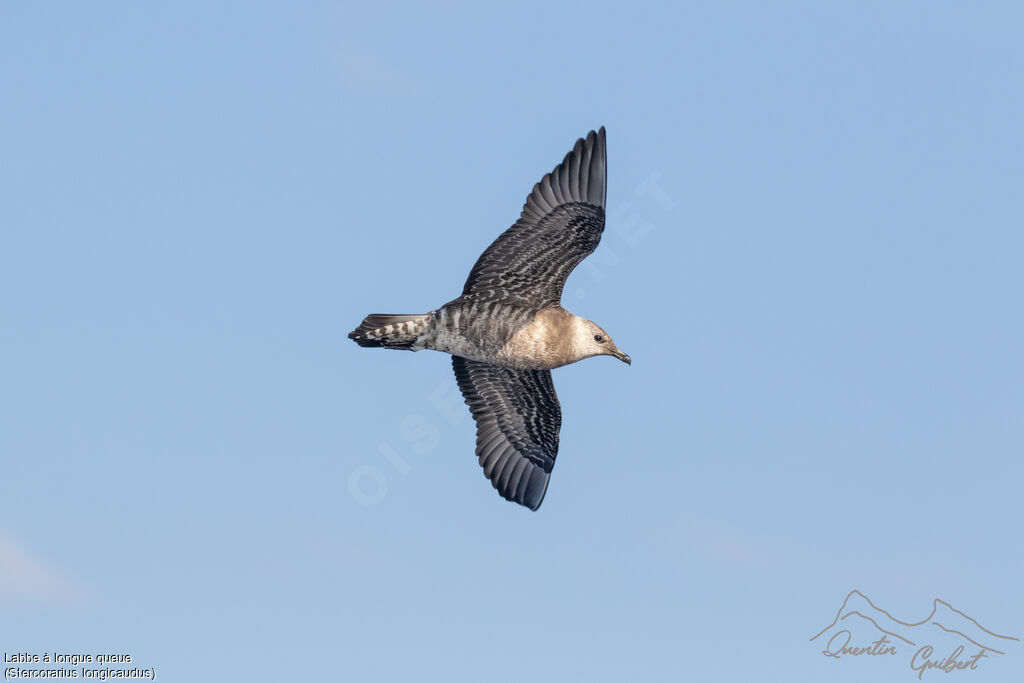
<box><xmin>348</xmin><ymin>313</ymin><xmax>431</xmax><ymax>350</ymax></box>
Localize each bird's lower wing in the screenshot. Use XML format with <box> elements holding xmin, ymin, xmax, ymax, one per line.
<box><xmin>452</xmin><ymin>356</ymin><xmax>561</xmax><ymax>510</ymax></box>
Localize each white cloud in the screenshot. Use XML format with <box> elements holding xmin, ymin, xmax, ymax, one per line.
<box><xmin>334</xmin><ymin>44</ymin><xmax>425</xmax><ymax>97</ymax></box>
<box><xmin>685</xmin><ymin>518</ymin><xmax>786</xmax><ymax>572</ymax></box>
<box><xmin>0</xmin><ymin>529</ymin><xmax>78</xmax><ymax>604</ymax></box>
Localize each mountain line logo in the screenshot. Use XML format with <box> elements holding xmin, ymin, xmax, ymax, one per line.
<box><xmin>810</xmin><ymin>589</ymin><xmax>1018</xmax><ymax>679</ymax></box>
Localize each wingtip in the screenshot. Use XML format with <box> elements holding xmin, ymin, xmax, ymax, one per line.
<box><xmin>520</xmin><ymin>128</ymin><xmax>608</xmax><ymax>215</ymax></box>
<box><xmin>493</xmin><ymin>460</ymin><xmax>550</xmax><ymax>511</ymax></box>
<box><xmin>522</xmin><ymin>467</ymin><xmax>550</xmax><ymax>510</ymax></box>
<box><xmin>589</xmin><ymin>126</ymin><xmax>607</xmax><ymax>208</ymax></box>
<box><xmin>582</xmin><ymin>127</ymin><xmax>605</xmax><ymax>151</ymax></box>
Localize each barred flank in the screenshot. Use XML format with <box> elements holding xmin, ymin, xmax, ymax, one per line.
<box><xmin>348</xmin><ymin>313</ymin><xmax>430</xmax><ymax>349</ymax></box>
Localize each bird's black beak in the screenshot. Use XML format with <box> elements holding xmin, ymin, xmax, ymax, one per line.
<box><xmin>613</xmin><ymin>349</ymin><xmax>631</xmax><ymax>365</ymax></box>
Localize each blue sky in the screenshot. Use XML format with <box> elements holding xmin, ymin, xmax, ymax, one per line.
<box><xmin>2</xmin><ymin>2</ymin><xmax>1022</xmax><ymax>681</ymax></box>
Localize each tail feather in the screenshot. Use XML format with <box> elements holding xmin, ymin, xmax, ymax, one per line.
<box><xmin>349</xmin><ymin>313</ymin><xmax>431</xmax><ymax>349</ymax></box>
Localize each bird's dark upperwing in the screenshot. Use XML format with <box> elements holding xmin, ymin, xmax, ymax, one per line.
<box><xmin>452</xmin><ymin>356</ymin><xmax>561</xmax><ymax>510</ymax></box>
<box><xmin>460</xmin><ymin>128</ymin><xmax>607</xmax><ymax>308</ymax></box>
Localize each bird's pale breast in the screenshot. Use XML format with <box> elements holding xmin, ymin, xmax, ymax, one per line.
<box><xmin>494</xmin><ymin>308</ymin><xmax>575</xmax><ymax>370</ymax></box>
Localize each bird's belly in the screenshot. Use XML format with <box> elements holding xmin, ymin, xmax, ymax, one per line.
<box><xmin>426</xmin><ymin>326</ymin><xmax>495</xmax><ymax>363</ymax></box>
<box><xmin>422</xmin><ymin>303</ymin><xmax>572</xmax><ymax>370</ymax></box>
<box><xmin>427</xmin><ymin>325</ymin><xmax>557</xmax><ymax>370</ymax></box>
<box><xmin>494</xmin><ymin>348</ymin><xmax>562</xmax><ymax>370</ymax></box>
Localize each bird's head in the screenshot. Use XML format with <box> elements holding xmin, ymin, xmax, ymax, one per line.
<box><xmin>573</xmin><ymin>317</ymin><xmax>630</xmax><ymax>365</ymax></box>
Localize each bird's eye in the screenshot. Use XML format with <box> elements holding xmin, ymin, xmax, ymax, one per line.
<box><xmin>594</xmin><ymin>334</ymin><xmax>605</xmax><ymax>343</ymax></box>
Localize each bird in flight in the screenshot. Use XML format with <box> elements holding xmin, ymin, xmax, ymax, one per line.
<box><xmin>349</xmin><ymin>128</ymin><xmax>629</xmax><ymax>510</ymax></box>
